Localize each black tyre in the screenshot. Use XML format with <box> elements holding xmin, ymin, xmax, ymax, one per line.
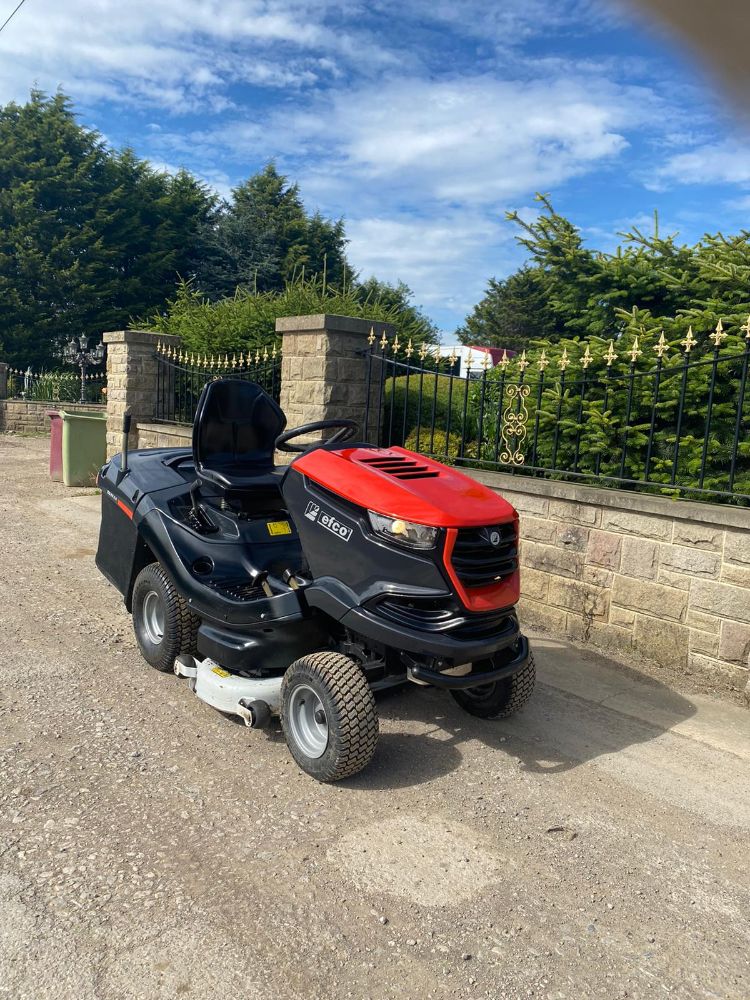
<box><xmin>281</xmin><ymin>652</ymin><xmax>379</xmax><ymax>782</ymax></box>
<box><xmin>451</xmin><ymin>652</ymin><xmax>536</xmax><ymax>719</ymax></box>
<box><xmin>131</xmin><ymin>562</ymin><xmax>199</xmax><ymax>672</ymax></box>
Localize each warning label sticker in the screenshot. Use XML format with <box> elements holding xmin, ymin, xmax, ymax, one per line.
<box><xmin>267</xmin><ymin>520</ymin><xmax>292</xmax><ymax>536</ymax></box>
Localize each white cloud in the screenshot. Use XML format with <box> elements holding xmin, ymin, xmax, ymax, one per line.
<box><xmin>197</xmin><ymin>73</ymin><xmax>663</xmax><ymax>207</ymax></box>
<box><xmin>145</xmin><ymin>67</ymin><xmax>670</xmax><ymax>325</ymax></box>
<box><xmin>327</xmin><ymin>77</ymin><xmax>640</xmax><ymax>202</ymax></box>
<box><xmin>347</xmin><ymin>213</ymin><xmax>512</xmax><ymax>313</ymax></box>
<box><xmin>0</xmin><ymin>0</ymin><xmax>386</xmax><ymax>112</ymax></box>
<box><xmin>650</xmin><ymin>140</ymin><xmax>750</xmax><ymax>189</ymax></box>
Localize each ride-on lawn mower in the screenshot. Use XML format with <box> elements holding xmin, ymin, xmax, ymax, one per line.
<box><xmin>96</xmin><ymin>378</ymin><xmax>534</xmax><ymax>781</ymax></box>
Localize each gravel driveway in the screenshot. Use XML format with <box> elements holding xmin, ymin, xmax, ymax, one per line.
<box><xmin>1</xmin><ymin>435</ymin><xmax>748</xmax><ymax>1000</ymax></box>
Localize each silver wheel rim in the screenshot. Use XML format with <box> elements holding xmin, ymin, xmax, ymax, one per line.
<box><xmin>142</xmin><ymin>590</ymin><xmax>165</xmax><ymax>645</ymax></box>
<box><xmin>288</xmin><ymin>684</ymin><xmax>328</xmax><ymax>759</ymax></box>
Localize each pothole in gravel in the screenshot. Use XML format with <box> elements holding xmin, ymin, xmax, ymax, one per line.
<box><xmin>328</xmin><ymin>815</ymin><xmax>507</xmax><ymax>906</ymax></box>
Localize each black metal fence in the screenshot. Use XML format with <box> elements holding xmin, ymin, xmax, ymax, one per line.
<box><xmin>154</xmin><ymin>344</ymin><xmax>282</xmax><ymax>424</ymax></box>
<box><xmin>364</xmin><ymin>324</ymin><xmax>750</xmax><ymax>505</ymax></box>
<box><xmin>6</xmin><ymin>366</ymin><xmax>107</xmax><ymax>404</ymax></box>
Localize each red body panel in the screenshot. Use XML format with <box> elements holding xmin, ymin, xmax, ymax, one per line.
<box><xmin>292</xmin><ymin>446</ymin><xmax>517</xmax><ymax>528</ymax></box>
<box><xmin>443</xmin><ymin>528</ymin><xmax>520</xmax><ymax>612</ymax></box>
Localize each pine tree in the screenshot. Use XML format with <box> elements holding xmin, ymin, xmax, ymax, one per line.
<box><xmin>193</xmin><ymin>164</ymin><xmax>350</xmax><ymax>299</ymax></box>
<box><xmin>457</xmin><ymin>267</ymin><xmax>558</xmax><ymax>350</ymax></box>
<box><xmin>0</xmin><ymin>90</ymin><xmax>215</xmax><ymax>367</ymax></box>
<box><xmin>0</xmin><ymin>91</ymin><xmax>113</xmax><ymax>365</ymax></box>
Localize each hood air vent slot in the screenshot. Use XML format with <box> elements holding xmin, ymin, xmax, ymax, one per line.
<box><xmin>357</xmin><ymin>454</ymin><xmax>440</xmax><ymax>480</ymax></box>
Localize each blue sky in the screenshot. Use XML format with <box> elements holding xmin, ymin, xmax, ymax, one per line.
<box><xmin>2</xmin><ymin>0</ymin><xmax>750</xmax><ymax>335</ymax></box>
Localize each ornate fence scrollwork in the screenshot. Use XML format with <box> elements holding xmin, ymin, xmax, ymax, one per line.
<box><xmin>500</xmin><ymin>383</ymin><xmax>530</xmax><ymax>466</ymax></box>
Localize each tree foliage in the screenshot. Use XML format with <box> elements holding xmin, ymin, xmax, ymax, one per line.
<box><xmin>457</xmin><ymin>267</ymin><xmax>556</xmax><ymax>351</ymax></box>
<box><xmin>458</xmin><ymin>194</ymin><xmax>750</xmax><ymax>354</ymax></box>
<box><xmin>0</xmin><ymin>92</ymin><xmax>369</xmax><ymax>368</ymax></box>
<box><xmin>149</xmin><ymin>276</ymin><xmax>438</xmax><ymax>355</ymax></box>
<box><xmin>430</xmin><ymin>197</ymin><xmax>750</xmax><ymax>500</ymax></box>
<box><xmin>0</xmin><ymin>90</ymin><xmax>215</xmax><ymax>367</ymax></box>
<box><xmin>191</xmin><ymin>164</ymin><xmax>350</xmax><ymax>300</ymax></box>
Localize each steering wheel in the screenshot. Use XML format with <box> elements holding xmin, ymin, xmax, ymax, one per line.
<box><xmin>275</xmin><ymin>418</ymin><xmax>359</xmax><ymax>454</ymax></box>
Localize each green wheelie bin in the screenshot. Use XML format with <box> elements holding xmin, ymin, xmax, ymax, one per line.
<box><xmin>60</xmin><ymin>410</ymin><xmax>107</xmax><ymax>487</ymax></box>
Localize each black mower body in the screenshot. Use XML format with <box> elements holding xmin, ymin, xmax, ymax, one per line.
<box><xmin>96</xmin><ymin>380</ymin><xmax>529</xmax><ymax>692</ymax></box>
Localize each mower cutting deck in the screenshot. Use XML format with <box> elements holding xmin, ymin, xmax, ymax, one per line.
<box><xmin>95</xmin><ymin>378</ymin><xmax>534</xmax><ymax>782</ymax></box>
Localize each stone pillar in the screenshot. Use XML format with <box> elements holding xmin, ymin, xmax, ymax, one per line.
<box><xmin>276</xmin><ymin>314</ymin><xmax>395</xmax><ymax>438</ymax></box>
<box><xmin>103</xmin><ymin>330</ymin><xmax>181</xmax><ymax>459</ymax></box>
<box><xmin>0</xmin><ymin>362</ymin><xmax>8</xmax><ymax>399</ymax></box>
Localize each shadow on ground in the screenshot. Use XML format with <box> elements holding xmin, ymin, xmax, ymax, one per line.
<box><xmin>344</xmin><ymin>639</ymin><xmax>698</xmax><ymax>791</ymax></box>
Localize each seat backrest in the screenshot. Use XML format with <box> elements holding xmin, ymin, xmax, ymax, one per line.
<box><xmin>192</xmin><ymin>378</ymin><xmax>286</xmax><ymax>485</ymax></box>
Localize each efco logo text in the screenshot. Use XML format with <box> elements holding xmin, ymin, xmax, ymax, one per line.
<box><xmin>304</xmin><ymin>500</ymin><xmax>353</xmax><ymax>542</ymax></box>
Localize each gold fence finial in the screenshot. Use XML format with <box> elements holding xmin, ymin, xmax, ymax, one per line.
<box><xmin>538</xmin><ymin>349</ymin><xmax>549</xmax><ymax>372</ymax></box>
<box><xmin>392</xmin><ymin>334</ymin><xmax>400</xmax><ymax>355</ymax></box>
<box><xmin>481</xmin><ymin>349</ymin><xmax>491</xmax><ymax>370</ymax></box>
<box><xmin>654</xmin><ymin>331</ymin><xmax>668</xmax><ymax>359</ymax></box>
<box><xmin>499</xmin><ymin>349</ymin><xmax>510</xmax><ymax>368</ymax></box>
<box><xmin>681</xmin><ymin>326</ymin><xmax>697</xmax><ymax>353</ymax></box>
<box><xmin>710</xmin><ymin>318</ymin><xmax>728</xmax><ymax>348</ymax></box>
<box><xmin>379</xmin><ymin>330</ymin><xmax>388</xmax><ymax>350</ymax></box>
<box><xmin>558</xmin><ymin>347</ymin><xmax>570</xmax><ymax>371</ymax></box>
<box><xmin>419</xmin><ymin>341</ymin><xmax>428</xmax><ymax>361</ymax></box>
<box><xmin>628</xmin><ymin>336</ymin><xmax>642</xmax><ymax>364</ymax></box>
<box><xmin>435</xmin><ymin>344</ymin><xmax>443</xmax><ymax>365</ymax></box>
<box><xmin>581</xmin><ymin>344</ymin><xmax>593</xmax><ymax>368</ymax></box>
<box><xmin>743</xmin><ymin>315</ymin><xmax>750</xmax><ymax>340</ymax></box>
<box><xmin>368</xmin><ymin>325</ymin><xmax>376</xmax><ymax>345</ymax></box>
<box><xmin>604</xmin><ymin>340</ymin><xmax>618</xmax><ymax>367</ymax></box>
<box><xmin>405</xmin><ymin>338</ymin><xmax>414</xmax><ymax>360</ymax></box>
<box><xmin>465</xmin><ymin>347</ymin><xmax>473</xmax><ymax>369</ymax></box>
<box><xmin>517</xmin><ymin>349</ymin><xmax>529</xmax><ymax>373</ymax></box>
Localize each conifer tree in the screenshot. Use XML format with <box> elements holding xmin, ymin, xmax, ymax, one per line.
<box><xmin>0</xmin><ymin>90</ymin><xmax>216</xmax><ymax>366</ymax></box>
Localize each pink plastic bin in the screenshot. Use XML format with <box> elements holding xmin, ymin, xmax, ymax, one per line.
<box><xmin>47</xmin><ymin>411</ymin><xmax>63</xmax><ymax>482</ymax></box>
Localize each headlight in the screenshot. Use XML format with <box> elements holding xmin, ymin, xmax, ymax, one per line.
<box><xmin>367</xmin><ymin>511</ymin><xmax>438</xmax><ymax>549</ymax></box>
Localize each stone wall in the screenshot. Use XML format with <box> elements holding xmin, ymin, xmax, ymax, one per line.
<box><xmin>0</xmin><ymin>400</ymin><xmax>105</xmax><ymax>434</ymax></box>
<box><xmin>136</xmin><ymin>422</ymin><xmax>192</xmax><ymax>449</ymax></box>
<box><xmin>103</xmin><ymin>330</ymin><xmax>180</xmax><ymax>459</ymax></box>
<box><xmin>468</xmin><ymin>469</ymin><xmax>750</xmax><ymax>691</ymax></box>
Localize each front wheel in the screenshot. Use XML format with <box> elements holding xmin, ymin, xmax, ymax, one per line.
<box><xmin>281</xmin><ymin>652</ymin><xmax>379</xmax><ymax>782</ymax></box>
<box><xmin>451</xmin><ymin>653</ymin><xmax>536</xmax><ymax>719</ymax></box>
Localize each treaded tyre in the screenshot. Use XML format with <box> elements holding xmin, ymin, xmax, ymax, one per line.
<box><xmin>131</xmin><ymin>562</ymin><xmax>199</xmax><ymax>672</ymax></box>
<box><xmin>281</xmin><ymin>652</ymin><xmax>379</xmax><ymax>782</ymax></box>
<box><xmin>451</xmin><ymin>652</ymin><xmax>536</xmax><ymax>719</ymax></box>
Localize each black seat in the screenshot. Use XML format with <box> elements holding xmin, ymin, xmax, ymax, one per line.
<box><xmin>192</xmin><ymin>378</ymin><xmax>287</xmax><ymax>491</ymax></box>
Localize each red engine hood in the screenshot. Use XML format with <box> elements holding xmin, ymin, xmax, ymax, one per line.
<box><xmin>291</xmin><ymin>446</ymin><xmax>517</xmax><ymax>528</ymax></box>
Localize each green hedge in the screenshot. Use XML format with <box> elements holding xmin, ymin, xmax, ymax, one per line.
<box><xmin>382</xmin><ymin>374</ymin><xmax>477</xmax><ymax>447</ymax></box>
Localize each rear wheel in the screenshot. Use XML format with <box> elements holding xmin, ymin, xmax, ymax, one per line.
<box><xmin>132</xmin><ymin>562</ymin><xmax>199</xmax><ymax>672</ymax></box>
<box><xmin>451</xmin><ymin>652</ymin><xmax>536</xmax><ymax>719</ymax></box>
<box><xmin>281</xmin><ymin>652</ymin><xmax>379</xmax><ymax>782</ymax></box>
